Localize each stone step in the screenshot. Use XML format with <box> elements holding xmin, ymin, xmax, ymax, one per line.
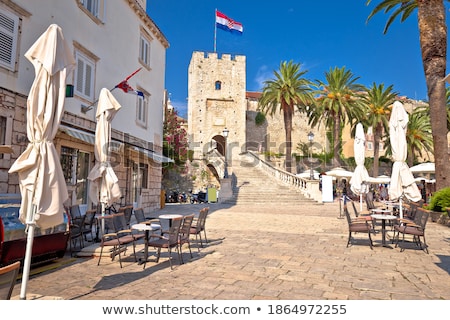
<box><xmin>223</xmin><ymin>155</ymin><xmax>315</xmax><ymax>205</ymax></box>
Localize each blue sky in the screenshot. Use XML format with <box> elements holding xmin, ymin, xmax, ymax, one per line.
<box><xmin>147</xmin><ymin>1</ymin><xmax>450</xmax><ymax>118</ymax></box>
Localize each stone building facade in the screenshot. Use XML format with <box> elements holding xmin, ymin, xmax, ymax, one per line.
<box><xmin>0</xmin><ymin>0</ymin><xmax>168</xmax><ymax>214</ymax></box>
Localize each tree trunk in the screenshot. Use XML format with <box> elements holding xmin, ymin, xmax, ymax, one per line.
<box><xmin>407</xmin><ymin>146</ymin><xmax>415</xmax><ymax>167</ymax></box>
<box><xmin>333</xmin><ymin>110</ymin><xmax>342</xmax><ymax>166</ymax></box>
<box><xmin>283</xmin><ymin>103</ymin><xmax>293</xmax><ymax>173</ymax></box>
<box><xmin>373</xmin><ymin>123</ymin><xmax>381</xmax><ymax>177</ymax></box>
<box><xmin>418</xmin><ymin>1</ymin><xmax>450</xmax><ymax>190</ymax></box>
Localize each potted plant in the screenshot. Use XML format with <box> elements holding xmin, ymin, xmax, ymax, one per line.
<box><xmin>427</xmin><ymin>187</ymin><xmax>450</xmax><ymax>224</ymax></box>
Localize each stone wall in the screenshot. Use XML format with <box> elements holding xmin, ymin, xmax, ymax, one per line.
<box><xmin>0</xmin><ymin>88</ymin><xmax>162</xmax><ymax>212</ymax></box>
<box><xmin>0</xmin><ymin>88</ymin><xmax>28</xmax><ymax>194</ymax></box>
<box><xmin>245</xmin><ymin>96</ymin><xmax>327</xmax><ymax>168</ymax></box>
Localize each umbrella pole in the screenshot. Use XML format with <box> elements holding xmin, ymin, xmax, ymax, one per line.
<box><xmin>19</xmin><ymin>202</ymin><xmax>36</xmax><ymax>300</ymax></box>
<box><xmin>399</xmin><ymin>197</ymin><xmax>403</xmax><ymax>219</ymax></box>
<box><xmin>101</xmin><ymin>202</ymin><xmax>106</xmax><ymax>235</ymax></box>
<box><xmin>338</xmin><ymin>190</ymin><xmax>343</xmax><ymax>219</ymax></box>
<box><xmin>360</xmin><ymin>194</ymin><xmax>363</xmax><ymax>213</ymax></box>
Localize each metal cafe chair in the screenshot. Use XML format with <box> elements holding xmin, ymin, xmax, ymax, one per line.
<box><xmin>0</xmin><ymin>261</ymin><xmax>21</xmax><ymax>300</ymax></box>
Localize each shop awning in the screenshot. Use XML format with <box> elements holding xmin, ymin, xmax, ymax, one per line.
<box><xmin>132</xmin><ymin>146</ymin><xmax>174</xmax><ymax>163</ymax></box>
<box><xmin>60</xmin><ymin>125</ymin><xmax>95</xmax><ymax>144</ymax></box>
<box><xmin>59</xmin><ymin>125</ymin><xmax>173</xmax><ymax>163</ymax></box>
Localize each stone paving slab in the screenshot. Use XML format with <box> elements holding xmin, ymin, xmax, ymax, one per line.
<box><xmin>10</xmin><ymin>201</ymin><xmax>450</xmax><ymax>300</ymax></box>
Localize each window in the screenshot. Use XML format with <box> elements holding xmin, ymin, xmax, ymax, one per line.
<box><xmin>80</xmin><ymin>0</ymin><xmax>99</xmax><ymax>17</ymax></box>
<box><xmin>78</xmin><ymin>0</ymin><xmax>105</xmax><ymax>23</ymax></box>
<box><xmin>60</xmin><ymin>147</ymin><xmax>90</xmax><ymax>204</ymax></box>
<box><xmin>136</xmin><ymin>92</ymin><xmax>148</xmax><ymax>127</ymax></box>
<box><xmin>61</xmin><ymin>146</ymin><xmax>77</xmax><ymax>185</ymax></box>
<box><xmin>215</xmin><ymin>81</ymin><xmax>222</xmax><ymax>90</ymax></box>
<box><xmin>0</xmin><ymin>116</ymin><xmax>6</xmax><ymax>159</ymax></box>
<box><xmin>139</xmin><ymin>34</ymin><xmax>151</xmax><ymax>67</ymax></box>
<box><xmin>130</xmin><ymin>162</ymin><xmax>148</xmax><ymax>203</ymax></box>
<box><xmin>0</xmin><ymin>8</ymin><xmax>19</xmax><ymax>71</ymax></box>
<box><xmin>74</xmin><ymin>51</ymin><xmax>95</xmax><ymax>101</ymax></box>
<box><xmin>367</xmin><ymin>141</ymin><xmax>373</xmax><ymax>151</ymax></box>
<box><xmin>139</xmin><ymin>163</ymin><xmax>148</xmax><ymax>189</ymax></box>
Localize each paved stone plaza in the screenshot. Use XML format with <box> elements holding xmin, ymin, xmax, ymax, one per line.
<box><xmin>11</xmin><ymin>200</ymin><xmax>450</xmax><ymax>300</ymax></box>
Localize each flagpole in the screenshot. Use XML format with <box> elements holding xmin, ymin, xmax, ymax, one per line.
<box><xmin>82</xmin><ymin>68</ymin><xmax>142</xmax><ymax>112</ymax></box>
<box><xmin>214</xmin><ymin>8</ymin><xmax>217</xmax><ymax>52</ymax></box>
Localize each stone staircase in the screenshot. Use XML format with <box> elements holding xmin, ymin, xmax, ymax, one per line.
<box><xmin>221</xmin><ymin>154</ymin><xmax>317</xmax><ymax>205</ymax></box>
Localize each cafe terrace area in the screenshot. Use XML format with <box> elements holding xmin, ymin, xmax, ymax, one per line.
<box><xmin>10</xmin><ymin>199</ymin><xmax>450</xmax><ymax>300</ymax></box>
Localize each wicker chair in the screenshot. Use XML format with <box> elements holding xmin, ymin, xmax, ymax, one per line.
<box><xmin>394</xmin><ymin>208</ymin><xmax>429</xmax><ymax>253</ymax></box>
<box><xmin>190</xmin><ymin>207</ymin><xmax>209</xmax><ymax>250</ymax></box>
<box><xmin>118</xmin><ymin>205</ymin><xmax>134</xmax><ymax>228</ymax></box>
<box><xmin>67</xmin><ymin>207</ymin><xmax>86</xmax><ymax>256</ymax></box>
<box><xmin>344</xmin><ymin>204</ymin><xmax>373</xmax><ymax>249</ymax></box>
<box><xmin>82</xmin><ymin>209</ymin><xmax>97</xmax><ymax>242</ymax></box>
<box><xmin>0</xmin><ymin>261</ymin><xmax>20</xmax><ymax>300</ymax></box>
<box><xmin>147</xmin><ymin>216</ymin><xmax>183</xmax><ymax>269</ymax></box>
<box><xmin>97</xmin><ymin>213</ymin><xmax>139</xmax><ymax>268</ymax></box>
<box><xmin>178</xmin><ymin>214</ymin><xmax>195</xmax><ymax>263</ymax></box>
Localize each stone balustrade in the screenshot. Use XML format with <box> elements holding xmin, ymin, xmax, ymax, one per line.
<box><xmin>246</xmin><ymin>151</ymin><xmax>322</xmax><ymax>202</ymax></box>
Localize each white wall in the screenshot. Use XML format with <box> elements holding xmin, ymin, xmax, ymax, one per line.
<box><xmin>0</xmin><ymin>0</ymin><xmax>167</xmax><ymax>147</ymax></box>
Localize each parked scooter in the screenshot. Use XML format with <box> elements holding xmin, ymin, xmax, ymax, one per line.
<box><xmin>190</xmin><ymin>190</ymin><xmax>207</xmax><ymax>204</ymax></box>
<box><xmin>166</xmin><ymin>190</ymin><xmax>179</xmax><ymax>203</ymax></box>
<box><xmin>178</xmin><ymin>192</ymin><xmax>187</xmax><ymax>203</ymax></box>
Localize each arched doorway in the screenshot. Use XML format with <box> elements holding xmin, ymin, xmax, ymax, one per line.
<box><xmin>212</xmin><ymin>135</ymin><xmax>226</xmax><ymax>157</ymax></box>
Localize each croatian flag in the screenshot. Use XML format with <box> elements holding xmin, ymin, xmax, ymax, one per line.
<box><xmin>114</xmin><ymin>67</ymin><xmax>144</xmax><ymax>97</ymax></box>
<box><xmin>115</xmin><ymin>80</ymin><xmax>144</xmax><ymax>98</ymax></box>
<box><xmin>216</xmin><ymin>10</ymin><xmax>243</xmax><ymax>35</ymax></box>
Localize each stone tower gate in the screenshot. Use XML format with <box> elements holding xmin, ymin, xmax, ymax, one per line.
<box><xmin>187</xmin><ymin>51</ymin><xmax>247</xmax><ymax>181</ymax></box>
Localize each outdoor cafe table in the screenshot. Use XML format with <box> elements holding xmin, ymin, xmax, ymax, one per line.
<box><xmin>371</xmin><ymin>208</ymin><xmax>392</xmax><ymax>214</ymax></box>
<box><xmin>383</xmin><ymin>201</ymin><xmax>400</xmax><ymax>214</ymax></box>
<box><xmin>131</xmin><ymin>223</ymin><xmax>161</xmax><ymax>268</ymax></box>
<box><xmin>158</xmin><ymin>214</ymin><xmax>183</xmax><ymax>232</ymax></box>
<box><xmin>371</xmin><ymin>214</ymin><xmax>397</xmax><ymax>248</ymax></box>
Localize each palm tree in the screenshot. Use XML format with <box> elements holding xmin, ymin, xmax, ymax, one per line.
<box><xmin>310</xmin><ymin>66</ymin><xmax>366</xmax><ymax>166</ymax></box>
<box><xmin>366</xmin><ymin>0</ymin><xmax>450</xmax><ymax>190</ymax></box>
<box><xmin>259</xmin><ymin>60</ymin><xmax>314</xmax><ymax>173</ymax></box>
<box><xmin>361</xmin><ymin>83</ymin><xmax>398</xmax><ymax>177</ymax></box>
<box><xmin>384</xmin><ymin>105</ymin><xmax>434</xmax><ymax>165</ymax></box>
<box><xmin>406</xmin><ymin>106</ymin><xmax>434</xmax><ymax>165</ymax></box>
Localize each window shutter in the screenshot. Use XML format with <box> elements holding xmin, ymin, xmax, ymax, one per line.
<box><xmin>76</xmin><ymin>58</ymin><xmax>85</xmax><ymax>95</ymax></box>
<box><xmin>75</xmin><ymin>52</ymin><xmax>95</xmax><ymax>100</ymax></box>
<box><xmin>0</xmin><ymin>10</ymin><xmax>19</xmax><ymax>71</ymax></box>
<box><xmin>84</xmin><ymin>63</ymin><xmax>92</xmax><ymax>96</ymax></box>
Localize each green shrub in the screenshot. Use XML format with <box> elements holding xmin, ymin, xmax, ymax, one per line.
<box><xmin>255</xmin><ymin>112</ymin><xmax>266</xmax><ymax>126</ymax></box>
<box><xmin>428</xmin><ymin>187</ymin><xmax>450</xmax><ymax>212</ymax></box>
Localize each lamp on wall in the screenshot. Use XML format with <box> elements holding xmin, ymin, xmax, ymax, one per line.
<box><xmin>307</xmin><ymin>131</ymin><xmax>314</xmax><ymax>180</ymax></box>
<box><xmin>65</xmin><ymin>84</ymin><xmax>74</xmax><ymax>98</ymax></box>
<box><xmin>222</xmin><ymin>127</ymin><xmax>229</xmax><ymax>178</ymax></box>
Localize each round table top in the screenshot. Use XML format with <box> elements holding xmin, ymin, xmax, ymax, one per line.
<box><xmin>371</xmin><ymin>214</ymin><xmax>397</xmax><ymax>220</ymax></box>
<box><xmin>159</xmin><ymin>214</ymin><xmax>183</xmax><ymax>219</ymax></box>
<box><xmin>371</xmin><ymin>208</ymin><xmax>392</xmax><ymax>214</ymax></box>
<box><xmin>131</xmin><ymin>223</ymin><xmax>160</xmax><ymax>231</ymax></box>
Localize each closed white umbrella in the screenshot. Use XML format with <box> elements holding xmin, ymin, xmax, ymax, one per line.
<box><xmin>350</xmin><ymin>123</ymin><xmax>370</xmax><ymax>212</ymax></box>
<box><xmin>388</xmin><ymin>101</ymin><xmax>421</xmax><ymax>218</ymax></box>
<box><xmin>8</xmin><ymin>24</ymin><xmax>75</xmax><ymax>299</ymax></box>
<box><xmin>87</xmin><ymin>88</ymin><xmax>122</xmax><ymax>232</ymax></box>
